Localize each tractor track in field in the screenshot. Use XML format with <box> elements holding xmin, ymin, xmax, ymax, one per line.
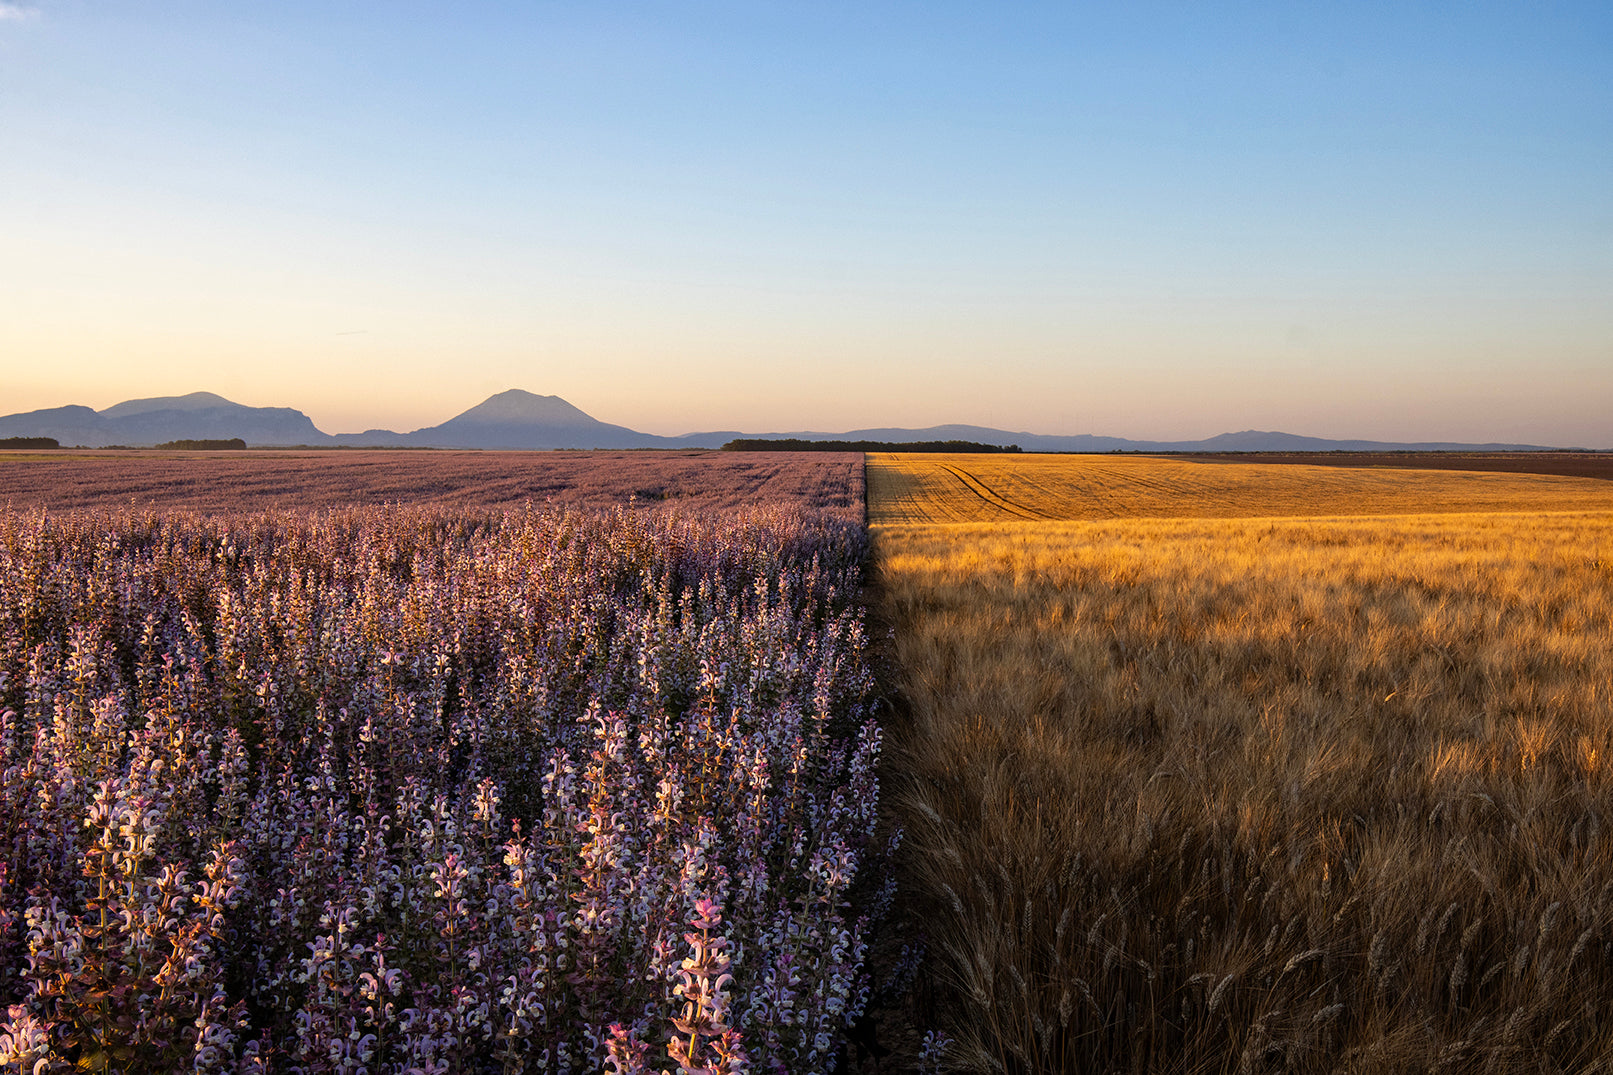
<box><xmin>937</xmin><ymin>462</ymin><xmax>1052</xmax><ymax>521</ymax></box>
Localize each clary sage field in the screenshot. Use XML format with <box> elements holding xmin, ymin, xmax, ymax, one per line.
<box><xmin>0</xmin><ymin>503</ymin><xmax>888</xmax><ymax>1073</ymax></box>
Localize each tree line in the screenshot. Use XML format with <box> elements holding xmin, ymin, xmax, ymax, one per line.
<box><xmin>722</xmin><ymin>438</ymin><xmax>1020</xmax><ymax>453</ymax></box>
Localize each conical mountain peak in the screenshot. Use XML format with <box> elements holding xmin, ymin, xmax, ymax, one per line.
<box><xmin>447</xmin><ymin>390</ymin><xmax>599</xmax><ymax>427</ymax></box>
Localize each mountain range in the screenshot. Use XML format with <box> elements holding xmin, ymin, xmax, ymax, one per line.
<box><xmin>0</xmin><ymin>390</ymin><xmax>1571</xmax><ymax>453</ymax></box>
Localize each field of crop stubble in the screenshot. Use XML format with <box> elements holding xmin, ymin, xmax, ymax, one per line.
<box><xmin>871</xmin><ymin>454</ymin><xmax>1613</xmax><ymax>1072</ymax></box>
<box><xmin>0</xmin><ymin>453</ymin><xmax>895</xmax><ymax>1073</ymax></box>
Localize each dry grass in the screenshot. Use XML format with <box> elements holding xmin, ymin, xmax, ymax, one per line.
<box><xmin>866</xmin><ymin>453</ymin><xmax>1613</xmax><ymax>524</ymax></box>
<box><xmin>874</xmin><ymin>510</ymin><xmax>1613</xmax><ymax>1072</ymax></box>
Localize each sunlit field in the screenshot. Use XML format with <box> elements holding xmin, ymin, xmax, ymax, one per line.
<box><xmin>865</xmin><ymin>452</ymin><xmax>1613</xmax><ymax>524</ymax></box>
<box><xmin>871</xmin><ymin>454</ymin><xmax>1613</xmax><ymax>1072</ymax></box>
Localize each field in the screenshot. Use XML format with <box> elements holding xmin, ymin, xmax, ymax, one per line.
<box><xmin>871</xmin><ymin>454</ymin><xmax>1613</xmax><ymax>1072</ymax></box>
<box><xmin>0</xmin><ymin>493</ymin><xmax>883</xmax><ymax>1072</ymax></box>
<box><xmin>866</xmin><ymin>452</ymin><xmax>1613</xmax><ymax>524</ymax></box>
<box><xmin>0</xmin><ymin>449</ymin><xmax>863</xmax><ymax>517</ymax></box>
<box><xmin>7</xmin><ymin>446</ymin><xmax>1613</xmax><ymax>1072</ymax></box>
<box><xmin>1185</xmin><ymin>451</ymin><xmax>1613</xmax><ymax>483</ymax></box>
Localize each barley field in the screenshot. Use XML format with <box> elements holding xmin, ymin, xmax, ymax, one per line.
<box><xmin>865</xmin><ymin>452</ymin><xmax>1613</xmax><ymax>524</ymax></box>
<box><xmin>872</xmin><ymin>454</ymin><xmax>1613</xmax><ymax>1072</ymax></box>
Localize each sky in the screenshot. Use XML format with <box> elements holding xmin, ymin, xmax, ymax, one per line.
<box><xmin>2</xmin><ymin>2</ymin><xmax>1610</xmax><ymax>445</ymax></box>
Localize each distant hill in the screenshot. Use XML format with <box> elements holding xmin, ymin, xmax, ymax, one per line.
<box><xmin>100</xmin><ymin>391</ymin><xmax>242</xmax><ymax>418</ymax></box>
<box><xmin>713</xmin><ymin>424</ymin><xmax>1557</xmax><ymax>453</ymax></box>
<box><xmin>0</xmin><ymin>392</ymin><xmax>327</xmax><ymax>447</ymax></box>
<box><xmin>0</xmin><ymin>390</ymin><xmax>1573</xmax><ymax>452</ymax></box>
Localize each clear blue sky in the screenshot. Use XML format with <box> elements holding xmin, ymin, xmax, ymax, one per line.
<box><xmin>3</xmin><ymin>2</ymin><xmax>1610</xmax><ymax>444</ymax></box>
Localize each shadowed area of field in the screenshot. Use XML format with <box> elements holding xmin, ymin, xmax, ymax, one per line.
<box><xmin>0</xmin><ymin>449</ymin><xmax>863</xmax><ymax>518</ymax></box>
<box><xmin>866</xmin><ymin>452</ymin><xmax>1613</xmax><ymax>524</ymax></box>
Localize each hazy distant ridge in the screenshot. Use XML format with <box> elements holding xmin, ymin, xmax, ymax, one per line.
<box><xmin>0</xmin><ymin>390</ymin><xmax>1565</xmax><ymax>452</ymax></box>
<box><xmin>0</xmin><ymin>393</ymin><xmax>327</xmax><ymax>448</ymax></box>
<box><xmin>717</xmin><ymin>424</ymin><xmax>1557</xmax><ymax>453</ymax></box>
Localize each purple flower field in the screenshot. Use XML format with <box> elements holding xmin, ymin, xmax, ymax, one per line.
<box><xmin>0</xmin><ymin>450</ymin><xmax>864</xmax><ymax>520</ymax></box>
<box><xmin>0</xmin><ymin>499</ymin><xmax>886</xmax><ymax>1073</ymax></box>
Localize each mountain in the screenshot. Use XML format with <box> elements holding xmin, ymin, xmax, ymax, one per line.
<box><xmin>0</xmin><ymin>392</ymin><xmax>327</xmax><ymax>447</ymax></box>
<box><xmin>714</xmin><ymin>424</ymin><xmax>1130</xmax><ymax>452</ymax></box>
<box><xmin>332</xmin><ymin>390</ymin><xmax>677</xmax><ymax>450</ymax></box>
<box><xmin>0</xmin><ymin>390</ymin><xmax>1571</xmax><ymax>452</ymax></box>
<box><xmin>99</xmin><ymin>391</ymin><xmax>240</xmax><ymax>418</ymax></box>
<box><xmin>704</xmin><ymin>425</ymin><xmax>1556</xmax><ymax>453</ymax></box>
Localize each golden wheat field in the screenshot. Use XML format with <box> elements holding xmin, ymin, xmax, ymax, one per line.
<box><xmin>865</xmin><ymin>452</ymin><xmax>1613</xmax><ymax>524</ymax></box>
<box><xmin>871</xmin><ymin>455</ymin><xmax>1613</xmax><ymax>1073</ymax></box>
